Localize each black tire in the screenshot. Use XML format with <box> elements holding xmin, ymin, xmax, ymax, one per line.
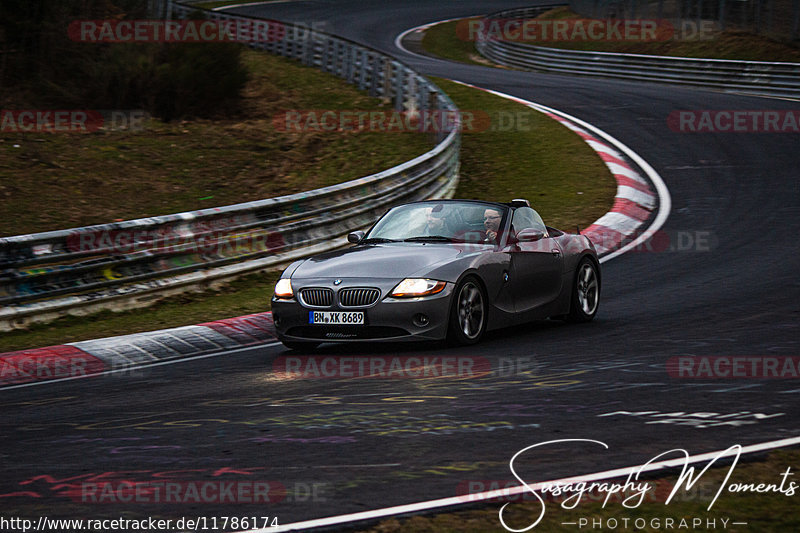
<box><xmin>280</xmin><ymin>340</ymin><xmax>320</xmax><ymax>351</ymax></box>
<box><xmin>447</xmin><ymin>276</ymin><xmax>487</xmax><ymax>345</ymax></box>
<box><xmin>567</xmin><ymin>258</ymin><xmax>600</xmax><ymax>323</ymax></box>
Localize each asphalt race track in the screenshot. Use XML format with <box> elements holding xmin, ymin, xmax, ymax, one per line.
<box><xmin>2</xmin><ymin>1</ymin><xmax>799</xmax><ymax>531</ymax></box>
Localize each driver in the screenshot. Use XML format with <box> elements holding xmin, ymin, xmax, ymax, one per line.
<box><xmin>420</xmin><ymin>206</ymin><xmax>447</xmax><ymax>236</ymax></box>
<box><xmin>483</xmin><ymin>208</ymin><xmax>502</xmax><ymax>243</ymax></box>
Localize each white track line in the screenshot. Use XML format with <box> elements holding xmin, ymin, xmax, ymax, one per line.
<box><xmin>257</xmin><ymin>436</ymin><xmax>800</xmax><ymax>532</ymax></box>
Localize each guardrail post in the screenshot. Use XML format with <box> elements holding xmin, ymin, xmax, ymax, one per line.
<box><xmin>405</xmin><ymin>73</ymin><xmax>417</xmax><ymax>113</ymax></box>
<box><xmin>357</xmin><ymin>50</ymin><xmax>368</xmax><ymax>91</ymax></box>
<box><xmin>334</xmin><ymin>41</ymin><xmax>341</xmax><ymax>76</ymax></box>
<box><xmin>307</xmin><ymin>34</ymin><xmax>315</xmax><ymax>66</ymax></box>
<box><xmin>381</xmin><ymin>60</ymin><xmax>393</xmax><ymax>99</ymax></box>
<box><xmin>345</xmin><ymin>44</ymin><xmax>355</xmax><ymax>83</ymax></box>
<box><xmin>393</xmin><ymin>63</ymin><xmax>404</xmax><ymax>111</ymax></box>
<box><xmin>320</xmin><ymin>39</ymin><xmax>330</xmax><ymax>73</ymax></box>
<box><xmin>369</xmin><ymin>55</ymin><xmax>381</xmax><ymax>97</ymax></box>
<box><xmin>291</xmin><ymin>25</ymin><xmax>301</xmax><ymax>60</ymax></box>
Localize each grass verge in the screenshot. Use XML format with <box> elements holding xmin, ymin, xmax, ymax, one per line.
<box><xmin>0</xmin><ymin>78</ymin><xmax>615</xmax><ymax>353</ymax></box>
<box><xmin>419</xmin><ymin>18</ymin><xmax>495</xmax><ymax>67</ymax></box>
<box><xmin>356</xmin><ymin>448</ymin><xmax>800</xmax><ymax>532</ymax></box>
<box><xmin>422</xmin><ymin>10</ymin><xmax>800</xmax><ymax>64</ymax></box>
<box><xmin>0</xmin><ymin>49</ymin><xmax>430</xmax><ymax>236</ymax></box>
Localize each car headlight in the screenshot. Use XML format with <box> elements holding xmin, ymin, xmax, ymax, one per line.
<box><xmin>274</xmin><ymin>278</ymin><xmax>294</xmax><ymax>299</ymax></box>
<box><xmin>390</xmin><ymin>278</ymin><xmax>446</xmax><ymax>298</ymax></box>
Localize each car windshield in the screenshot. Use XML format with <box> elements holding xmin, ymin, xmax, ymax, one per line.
<box><xmin>366</xmin><ymin>201</ymin><xmax>508</xmax><ymax>243</ymax></box>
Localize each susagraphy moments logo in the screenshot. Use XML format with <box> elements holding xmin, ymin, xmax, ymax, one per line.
<box><xmin>496</xmin><ymin>439</ymin><xmax>796</xmax><ymax>531</ymax></box>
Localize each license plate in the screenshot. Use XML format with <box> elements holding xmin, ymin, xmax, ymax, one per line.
<box><xmin>309</xmin><ymin>311</ymin><xmax>365</xmax><ymax>325</ymax></box>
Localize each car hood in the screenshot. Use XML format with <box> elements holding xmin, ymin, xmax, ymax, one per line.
<box><xmin>291</xmin><ymin>243</ymin><xmax>463</xmax><ymax>279</ymax></box>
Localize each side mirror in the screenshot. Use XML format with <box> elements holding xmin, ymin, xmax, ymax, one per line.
<box><xmin>347</xmin><ymin>230</ymin><xmax>365</xmax><ymax>244</ymax></box>
<box><xmin>516</xmin><ymin>228</ymin><xmax>545</xmax><ymax>242</ymax></box>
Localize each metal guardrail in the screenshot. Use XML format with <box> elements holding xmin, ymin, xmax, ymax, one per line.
<box><xmin>569</xmin><ymin>0</ymin><xmax>800</xmax><ymax>41</ymax></box>
<box><xmin>475</xmin><ymin>5</ymin><xmax>800</xmax><ymax>99</ymax></box>
<box><xmin>0</xmin><ymin>2</ymin><xmax>461</xmax><ymax>331</ymax></box>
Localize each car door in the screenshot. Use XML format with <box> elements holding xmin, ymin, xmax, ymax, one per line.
<box><xmin>506</xmin><ymin>207</ymin><xmax>563</xmax><ymax>313</ymax></box>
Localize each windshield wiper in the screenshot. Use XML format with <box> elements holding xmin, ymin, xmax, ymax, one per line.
<box><xmin>361</xmin><ymin>237</ymin><xmax>397</xmax><ymax>244</ymax></box>
<box><xmin>403</xmin><ymin>235</ymin><xmax>455</xmax><ymax>242</ymax></box>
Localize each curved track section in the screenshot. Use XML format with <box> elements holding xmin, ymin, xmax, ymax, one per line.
<box><xmin>1</xmin><ymin>1</ymin><xmax>799</xmax><ymax>530</ymax></box>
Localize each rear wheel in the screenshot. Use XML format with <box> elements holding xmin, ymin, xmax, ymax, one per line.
<box><xmin>567</xmin><ymin>258</ymin><xmax>600</xmax><ymax>322</ymax></box>
<box><xmin>448</xmin><ymin>276</ymin><xmax>487</xmax><ymax>345</ymax></box>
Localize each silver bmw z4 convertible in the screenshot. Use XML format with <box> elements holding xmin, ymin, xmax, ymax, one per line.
<box><xmin>271</xmin><ymin>199</ymin><xmax>600</xmax><ymax>349</ymax></box>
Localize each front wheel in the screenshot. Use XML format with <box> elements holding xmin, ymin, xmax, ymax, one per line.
<box><xmin>447</xmin><ymin>276</ymin><xmax>487</xmax><ymax>345</ymax></box>
<box><xmin>567</xmin><ymin>258</ymin><xmax>600</xmax><ymax>322</ymax></box>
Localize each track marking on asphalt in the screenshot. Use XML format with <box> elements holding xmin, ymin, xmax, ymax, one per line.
<box><xmin>0</xmin><ymin>342</ymin><xmax>281</xmax><ymax>392</ymax></box>
<box><xmin>255</xmin><ymin>436</ymin><xmax>800</xmax><ymax>532</ymax></box>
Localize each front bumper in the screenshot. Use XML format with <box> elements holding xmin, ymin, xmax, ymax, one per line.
<box><xmin>272</xmin><ymin>280</ymin><xmax>454</xmax><ymax>343</ymax></box>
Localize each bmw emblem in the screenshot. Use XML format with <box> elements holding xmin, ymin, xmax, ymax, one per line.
<box><xmin>334</xmin><ymin>279</ymin><xmax>342</xmax><ymax>285</ymax></box>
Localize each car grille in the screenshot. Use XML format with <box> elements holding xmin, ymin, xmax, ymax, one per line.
<box><xmin>299</xmin><ymin>288</ymin><xmax>333</xmax><ymax>307</ymax></box>
<box><xmin>338</xmin><ymin>288</ymin><xmax>380</xmax><ymax>307</ymax></box>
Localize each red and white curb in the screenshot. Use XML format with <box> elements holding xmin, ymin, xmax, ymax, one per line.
<box><xmin>448</xmin><ymin>80</ymin><xmax>669</xmax><ymax>260</ymax></box>
<box><xmin>0</xmin><ymin>313</ymin><xmax>277</xmax><ymax>389</ymax></box>
<box><xmin>556</xmin><ymin>120</ymin><xmax>656</xmax><ymax>255</ymax></box>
